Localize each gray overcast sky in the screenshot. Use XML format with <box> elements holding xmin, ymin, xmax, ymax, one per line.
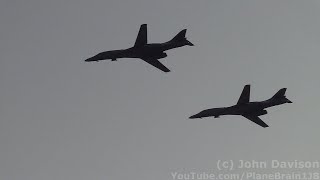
<box><xmin>1</xmin><ymin>0</ymin><xmax>320</xmax><ymax>180</ymax></box>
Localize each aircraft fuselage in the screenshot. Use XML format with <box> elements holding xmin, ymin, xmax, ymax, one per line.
<box><xmin>189</xmin><ymin>85</ymin><xmax>292</xmax><ymax>127</ymax></box>
<box><xmin>190</xmin><ymin>98</ymin><xmax>291</xmax><ymax>119</ymax></box>
<box><xmin>85</xmin><ymin>41</ymin><xmax>189</xmax><ymax>62</ymax></box>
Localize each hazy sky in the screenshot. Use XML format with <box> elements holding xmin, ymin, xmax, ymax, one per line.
<box><xmin>1</xmin><ymin>0</ymin><xmax>320</xmax><ymax>180</ymax></box>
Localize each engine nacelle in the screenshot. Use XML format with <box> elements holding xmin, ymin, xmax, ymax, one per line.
<box><xmin>154</xmin><ymin>52</ymin><xmax>167</xmax><ymax>59</ymax></box>
<box><xmin>251</xmin><ymin>110</ymin><xmax>267</xmax><ymax>116</ymax></box>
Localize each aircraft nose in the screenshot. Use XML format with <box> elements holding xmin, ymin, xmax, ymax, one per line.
<box><xmin>85</xmin><ymin>57</ymin><xmax>97</xmax><ymax>62</ymax></box>
<box><xmin>189</xmin><ymin>114</ymin><xmax>200</xmax><ymax>119</ymax></box>
<box><xmin>84</xmin><ymin>57</ymin><xmax>92</xmax><ymax>62</ymax></box>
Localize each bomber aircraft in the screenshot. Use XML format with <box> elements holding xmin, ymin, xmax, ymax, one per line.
<box><xmin>85</xmin><ymin>24</ymin><xmax>193</xmax><ymax>72</ymax></box>
<box><xmin>189</xmin><ymin>85</ymin><xmax>292</xmax><ymax>128</ymax></box>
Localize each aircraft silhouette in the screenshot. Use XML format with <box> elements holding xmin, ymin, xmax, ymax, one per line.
<box><xmin>85</xmin><ymin>24</ymin><xmax>193</xmax><ymax>72</ymax></box>
<box><xmin>189</xmin><ymin>85</ymin><xmax>292</xmax><ymax>128</ymax></box>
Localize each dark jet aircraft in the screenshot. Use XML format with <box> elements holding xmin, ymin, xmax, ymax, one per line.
<box><xmin>85</xmin><ymin>24</ymin><xmax>193</xmax><ymax>72</ymax></box>
<box><xmin>189</xmin><ymin>85</ymin><xmax>292</xmax><ymax>128</ymax></box>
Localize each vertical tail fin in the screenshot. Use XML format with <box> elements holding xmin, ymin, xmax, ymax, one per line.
<box><xmin>170</xmin><ymin>29</ymin><xmax>194</xmax><ymax>46</ymax></box>
<box><xmin>272</xmin><ymin>88</ymin><xmax>287</xmax><ymax>99</ymax></box>
<box><xmin>171</xmin><ymin>29</ymin><xmax>186</xmax><ymax>41</ymax></box>
<box><xmin>271</xmin><ymin>88</ymin><xmax>292</xmax><ymax>103</ymax></box>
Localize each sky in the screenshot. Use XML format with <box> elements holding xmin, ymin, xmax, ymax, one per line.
<box><xmin>1</xmin><ymin>0</ymin><xmax>320</xmax><ymax>180</ymax></box>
